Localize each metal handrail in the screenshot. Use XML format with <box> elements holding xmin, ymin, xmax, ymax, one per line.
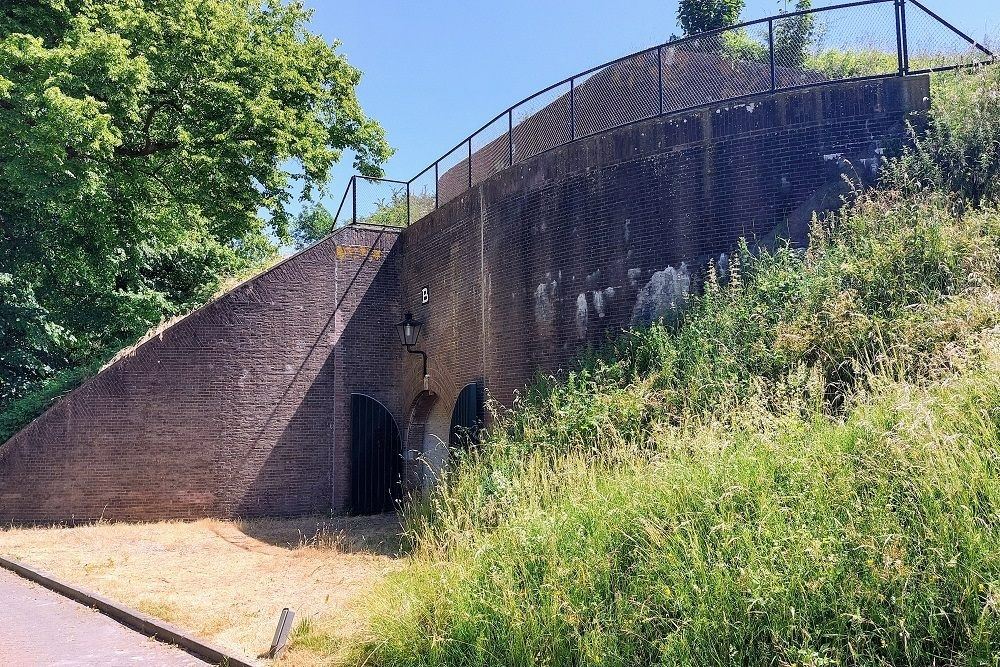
<box><xmin>334</xmin><ymin>0</ymin><xmax>993</xmax><ymax>229</ymax></box>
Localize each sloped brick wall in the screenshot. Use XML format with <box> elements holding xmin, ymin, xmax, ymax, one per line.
<box><xmin>0</xmin><ymin>226</ymin><xmax>401</xmax><ymax>522</ymax></box>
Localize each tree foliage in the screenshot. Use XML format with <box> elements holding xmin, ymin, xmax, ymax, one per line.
<box><xmin>677</xmin><ymin>0</ymin><xmax>745</xmax><ymax>36</ymax></box>
<box><xmin>293</xmin><ymin>188</ymin><xmax>437</xmax><ymax>250</ymax></box>
<box><xmin>773</xmin><ymin>0</ymin><xmax>815</xmax><ymax>68</ymax></box>
<box><xmin>292</xmin><ymin>203</ymin><xmax>336</xmax><ymax>249</ymax></box>
<box><xmin>0</xmin><ymin>0</ymin><xmax>391</xmax><ymax>413</ymax></box>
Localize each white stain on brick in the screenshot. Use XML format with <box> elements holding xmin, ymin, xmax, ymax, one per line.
<box><xmin>628</xmin><ymin>268</ymin><xmax>643</xmax><ymax>287</ymax></box>
<box><xmin>631</xmin><ymin>263</ymin><xmax>691</xmax><ymax>325</ymax></box>
<box><xmin>592</xmin><ymin>289</ymin><xmax>606</xmax><ymax>318</ymax></box>
<box><xmin>534</xmin><ymin>273</ymin><xmax>558</xmax><ymax>325</ymax></box>
<box><xmin>576</xmin><ymin>293</ymin><xmax>589</xmax><ymax>338</ymax></box>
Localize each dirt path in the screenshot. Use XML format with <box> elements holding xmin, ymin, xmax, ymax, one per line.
<box><xmin>0</xmin><ymin>515</ymin><xmax>403</xmax><ymax>664</ymax></box>
<box><xmin>0</xmin><ymin>567</ymin><xmax>207</xmax><ymax>666</ymax></box>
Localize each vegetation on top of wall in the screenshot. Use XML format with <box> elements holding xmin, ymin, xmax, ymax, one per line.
<box><xmin>292</xmin><ymin>190</ymin><xmax>436</xmax><ymax>250</ymax></box>
<box><xmin>677</xmin><ymin>0</ymin><xmax>746</xmax><ymax>36</ymax></box>
<box><xmin>288</xmin><ymin>65</ymin><xmax>1000</xmax><ymax>666</ymax></box>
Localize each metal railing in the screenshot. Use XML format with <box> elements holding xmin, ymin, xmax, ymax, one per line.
<box><xmin>333</xmin><ymin>0</ymin><xmax>993</xmax><ymax>229</ymax></box>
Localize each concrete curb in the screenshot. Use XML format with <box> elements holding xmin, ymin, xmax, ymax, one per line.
<box><xmin>0</xmin><ymin>555</ymin><xmax>257</xmax><ymax>667</ymax></box>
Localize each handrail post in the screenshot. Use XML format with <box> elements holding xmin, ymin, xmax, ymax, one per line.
<box><xmin>569</xmin><ymin>78</ymin><xmax>575</xmax><ymax>140</ymax></box>
<box><xmin>468</xmin><ymin>138</ymin><xmax>473</xmax><ymax>189</ymax></box>
<box><xmin>899</xmin><ymin>0</ymin><xmax>909</xmax><ymax>74</ymax></box>
<box><xmin>351</xmin><ymin>176</ymin><xmax>356</xmax><ymax>225</ymax></box>
<box><xmin>434</xmin><ymin>162</ymin><xmax>439</xmax><ymax>209</ymax></box>
<box><xmin>768</xmin><ymin>18</ymin><xmax>776</xmax><ymax>90</ymax></box>
<box><xmin>508</xmin><ymin>109</ymin><xmax>513</xmax><ymax>166</ymax></box>
<box><xmin>657</xmin><ymin>45</ymin><xmax>664</xmax><ymax>115</ymax></box>
<box><xmin>894</xmin><ymin>0</ymin><xmax>905</xmax><ymax>76</ymax></box>
<box><xmin>406</xmin><ymin>181</ymin><xmax>411</xmax><ymax>226</ymax></box>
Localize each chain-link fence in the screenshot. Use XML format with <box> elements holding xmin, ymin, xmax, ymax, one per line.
<box><xmin>332</xmin><ymin>0</ymin><xmax>993</xmax><ymax>231</ymax></box>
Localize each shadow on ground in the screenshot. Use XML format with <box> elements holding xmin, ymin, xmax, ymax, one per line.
<box><xmin>233</xmin><ymin>513</ymin><xmax>404</xmax><ymax>557</ymax></box>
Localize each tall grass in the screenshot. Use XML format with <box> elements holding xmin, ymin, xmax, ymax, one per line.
<box><xmin>362</xmin><ymin>353</ymin><xmax>1000</xmax><ymax>665</ymax></box>
<box><xmin>330</xmin><ymin>65</ymin><xmax>1000</xmax><ymax>667</ymax></box>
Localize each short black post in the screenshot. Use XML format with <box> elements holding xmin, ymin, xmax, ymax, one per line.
<box><xmin>468</xmin><ymin>138</ymin><xmax>473</xmax><ymax>189</ymax></box>
<box><xmin>894</xmin><ymin>0</ymin><xmax>905</xmax><ymax>76</ymax></box>
<box><xmin>899</xmin><ymin>0</ymin><xmax>909</xmax><ymax>74</ymax></box>
<box><xmin>434</xmin><ymin>162</ymin><xmax>439</xmax><ymax>209</ymax></box>
<box><xmin>768</xmin><ymin>18</ymin><xmax>776</xmax><ymax>90</ymax></box>
<box><xmin>351</xmin><ymin>176</ymin><xmax>356</xmax><ymax>225</ymax></box>
<box><xmin>657</xmin><ymin>46</ymin><xmax>664</xmax><ymax>115</ymax></box>
<box><xmin>268</xmin><ymin>608</ymin><xmax>295</xmax><ymax>659</ymax></box>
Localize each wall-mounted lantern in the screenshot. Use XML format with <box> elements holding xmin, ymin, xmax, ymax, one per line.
<box><xmin>396</xmin><ymin>312</ymin><xmax>428</xmax><ymax>389</ymax></box>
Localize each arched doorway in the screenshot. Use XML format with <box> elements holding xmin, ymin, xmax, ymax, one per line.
<box><xmin>349</xmin><ymin>394</ymin><xmax>402</xmax><ymax>515</ymax></box>
<box><xmin>402</xmin><ymin>390</ymin><xmax>439</xmax><ymax>496</ymax></box>
<box><xmin>449</xmin><ymin>383</ymin><xmax>484</xmax><ymax>449</ymax></box>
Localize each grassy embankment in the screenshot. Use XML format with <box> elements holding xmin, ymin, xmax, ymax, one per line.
<box><xmin>287</xmin><ymin>65</ymin><xmax>1000</xmax><ymax>666</ymax></box>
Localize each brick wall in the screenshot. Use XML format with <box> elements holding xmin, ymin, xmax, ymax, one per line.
<box><xmin>0</xmin><ymin>226</ymin><xmax>401</xmax><ymax>522</ymax></box>
<box><xmin>0</xmin><ymin>76</ymin><xmax>929</xmax><ymax>522</ymax></box>
<box><xmin>399</xmin><ymin>76</ymin><xmax>930</xmax><ymax>439</ymax></box>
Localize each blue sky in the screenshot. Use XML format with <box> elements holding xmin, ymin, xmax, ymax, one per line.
<box><xmin>306</xmin><ymin>0</ymin><xmax>998</xmax><ymax>215</ymax></box>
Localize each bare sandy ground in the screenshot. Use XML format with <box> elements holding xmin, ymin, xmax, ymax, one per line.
<box><xmin>0</xmin><ymin>514</ymin><xmax>403</xmax><ymax>665</ymax></box>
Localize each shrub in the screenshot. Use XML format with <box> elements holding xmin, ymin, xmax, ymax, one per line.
<box><xmin>806</xmin><ymin>49</ymin><xmax>899</xmax><ymax>78</ymax></box>
<box><xmin>677</xmin><ymin>0</ymin><xmax>745</xmax><ymax>37</ymax></box>
<box><xmin>773</xmin><ymin>0</ymin><xmax>815</xmax><ymax>68</ymax></box>
<box><xmin>890</xmin><ymin>65</ymin><xmax>1000</xmax><ymax>207</ymax></box>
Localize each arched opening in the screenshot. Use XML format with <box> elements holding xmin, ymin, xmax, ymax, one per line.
<box><xmin>402</xmin><ymin>390</ymin><xmax>440</xmax><ymax>496</ymax></box>
<box><xmin>349</xmin><ymin>394</ymin><xmax>402</xmax><ymax>515</ymax></box>
<box><xmin>450</xmin><ymin>382</ymin><xmax>485</xmax><ymax>449</ymax></box>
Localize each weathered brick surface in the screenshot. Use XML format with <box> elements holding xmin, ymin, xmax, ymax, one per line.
<box><xmin>0</xmin><ymin>226</ymin><xmax>401</xmax><ymax>522</ymax></box>
<box><xmin>399</xmin><ymin>76</ymin><xmax>930</xmax><ymax>422</ymax></box>
<box><xmin>0</xmin><ymin>76</ymin><xmax>928</xmax><ymax>522</ymax></box>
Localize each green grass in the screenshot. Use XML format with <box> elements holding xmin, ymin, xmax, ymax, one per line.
<box><xmin>315</xmin><ymin>66</ymin><xmax>1000</xmax><ymax>666</ymax></box>
<box><xmin>360</xmin><ymin>357</ymin><xmax>1000</xmax><ymax>666</ymax></box>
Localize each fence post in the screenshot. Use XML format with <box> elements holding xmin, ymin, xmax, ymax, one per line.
<box><xmin>508</xmin><ymin>109</ymin><xmax>514</xmax><ymax>166</ymax></box>
<box><xmin>894</xmin><ymin>0</ymin><xmax>905</xmax><ymax>76</ymax></box>
<box><xmin>351</xmin><ymin>176</ymin><xmax>356</xmax><ymax>225</ymax></box>
<box><xmin>899</xmin><ymin>0</ymin><xmax>909</xmax><ymax>74</ymax></box>
<box><xmin>434</xmin><ymin>163</ymin><xmax>439</xmax><ymax>209</ymax></box>
<box><xmin>468</xmin><ymin>138</ymin><xmax>473</xmax><ymax>189</ymax></box>
<box><xmin>569</xmin><ymin>78</ymin><xmax>576</xmax><ymax>140</ymax></box>
<box><xmin>406</xmin><ymin>181</ymin><xmax>411</xmax><ymax>226</ymax></box>
<box><xmin>768</xmin><ymin>19</ymin><xmax>776</xmax><ymax>90</ymax></box>
<box><xmin>657</xmin><ymin>46</ymin><xmax>664</xmax><ymax>115</ymax></box>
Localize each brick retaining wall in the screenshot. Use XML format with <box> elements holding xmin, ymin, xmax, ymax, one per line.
<box><xmin>0</xmin><ymin>76</ymin><xmax>929</xmax><ymax>521</ymax></box>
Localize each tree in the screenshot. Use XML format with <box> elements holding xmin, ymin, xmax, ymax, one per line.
<box><xmin>773</xmin><ymin>0</ymin><xmax>815</xmax><ymax>68</ymax></box>
<box><xmin>677</xmin><ymin>0</ymin><xmax>745</xmax><ymax>36</ymax></box>
<box><xmin>293</xmin><ymin>203</ymin><xmax>336</xmax><ymax>249</ymax></box>
<box><xmin>0</xmin><ymin>0</ymin><xmax>392</xmax><ymax>409</ymax></box>
<box><xmin>292</xmin><ymin>187</ymin><xmax>439</xmax><ymax>250</ymax></box>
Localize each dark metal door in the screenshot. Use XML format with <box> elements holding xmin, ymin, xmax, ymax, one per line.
<box><xmin>350</xmin><ymin>394</ymin><xmax>402</xmax><ymax>515</ymax></box>
<box><xmin>449</xmin><ymin>383</ymin><xmax>484</xmax><ymax>449</ymax></box>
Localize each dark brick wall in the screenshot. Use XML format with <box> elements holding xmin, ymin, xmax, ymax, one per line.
<box><xmin>0</xmin><ymin>226</ymin><xmax>401</xmax><ymax>522</ymax></box>
<box><xmin>0</xmin><ymin>76</ymin><xmax>929</xmax><ymax>522</ymax></box>
<box><xmin>399</xmin><ymin>76</ymin><xmax>930</xmax><ymax>436</ymax></box>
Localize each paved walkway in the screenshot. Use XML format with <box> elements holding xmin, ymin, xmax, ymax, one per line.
<box><xmin>0</xmin><ymin>568</ymin><xmax>208</xmax><ymax>666</ymax></box>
